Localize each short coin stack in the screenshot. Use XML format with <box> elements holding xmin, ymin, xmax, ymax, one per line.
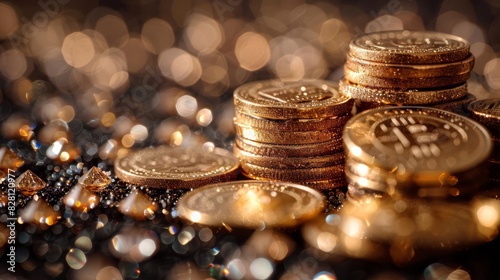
<box><xmin>343</xmin><ymin>106</ymin><xmax>492</xmax><ymax>199</ymax></box>
<box><xmin>340</xmin><ymin>30</ymin><xmax>476</xmax><ymax>114</ymax></box>
<box><xmin>304</xmin><ymin>106</ymin><xmax>497</xmax><ymax>264</ymax></box>
<box><xmin>469</xmin><ymin>98</ymin><xmax>500</xmax><ymax>186</ymax></box>
<box><xmin>233</xmin><ymin>80</ymin><xmax>353</xmax><ymax>189</ymax></box>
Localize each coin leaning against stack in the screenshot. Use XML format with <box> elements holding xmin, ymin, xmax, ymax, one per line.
<box><xmin>340</xmin><ymin>30</ymin><xmax>476</xmax><ymax>114</ymax></box>
<box><xmin>233</xmin><ymin>80</ymin><xmax>354</xmax><ymax>189</ymax></box>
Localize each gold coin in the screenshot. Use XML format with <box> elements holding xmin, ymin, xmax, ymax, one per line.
<box><xmin>234</xmin><ymin>110</ymin><xmax>350</xmax><ymax>132</ymax></box>
<box><xmin>302</xmin><ymin>214</ymin><xmax>391</xmax><ymax>261</ymax></box>
<box><xmin>240</xmin><ymin>161</ymin><xmax>344</xmax><ymax>181</ymax></box>
<box><xmin>346</xmin><ymin>153</ymin><xmax>490</xmax><ymax>198</ymax></box>
<box><xmin>349</xmin><ymin>30</ymin><xmax>470</xmax><ymax>64</ymax></box>
<box><xmin>347</xmin><ymin>185</ymin><xmax>390</xmax><ymax>206</ymax></box>
<box><xmin>114</xmin><ymin>146</ymin><xmax>240</xmax><ymax>188</ymax></box>
<box><xmin>343</xmin><ymin>106</ymin><xmax>492</xmax><ymax>176</ymax></box>
<box><xmin>345</xmin><ymin>169</ymin><xmax>393</xmax><ymax>194</ymax></box>
<box><xmin>353</xmin><ymin>93</ymin><xmax>476</xmax><ymax>114</ymax></box>
<box><xmin>345</xmin><ymin>53</ymin><xmax>474</xmax><ymax>78</ymax></box>
<box><xmin>339</xmin><ymin>196</ymin><xmax>498</xmax><ymax>251</ymax></box>
<box><xmin>469</xmin><ymin>98</ymin><xmax>500</xmax><ymax>137</ymax></box>
<box><xmin>294</xmin><ymin>178</ymin><xmax>347</xmax><ymax>190</ymax></box>
<box><xmin>234</xmin><ymin>80</ymin><xmax>353</xmax><ymax>119</ymax></box>
<box><xmin>234</xmin><ymin>136</ymin><xmax>343</xmax><ymax>157</ymax></box>
<box><xmin>339</xmin><ymin>78</ymin><xmax>468</xmax><ymax>105</ymax></box>
<box><xmin>431</xmin><ymin>93</ymin><xmax>476</xmax><ymax>113</ymax></box>
<box><xmin>234</xmin><ymin>122</ymin><xmax>343</xmax><ymax>144</ymax></box>
<box><xmin>344</xmin><ymin>67</ymin><xmax>470</xmax><ymax>89</ymax></box>
<box><xmin>176</xmin><ymin>180</ymin><xmax>325</xmax><ymax>228</ymax></box>
<box><xmin>233</xmin><ymin>145</ymin><xmax>344</xmax><ymax>169</ymax></box>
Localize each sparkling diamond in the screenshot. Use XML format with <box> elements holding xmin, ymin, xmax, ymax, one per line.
<box><xmin>63</xmin><ymin>182</ymin><xmax>100</xmax><ymax>212</ymax></box>
<box><xmin>79</xmin><ymin>166</ymin><xmax>111</xmax><ymax>191</ymax></box>
<box><xmin>19</xmin><ymin>198</ymin><xmax>61</xmax><ymax>227</ymax></box>
<box><xmin>15</xmin><ymin>170</ymin><xmax>46</xmax><ymax>196</ymax></box>
<box><xmin>119</xmin><ymin>190</ymin><xmax>157</xmax><ymax>220</ymax></box>
<box><xmin>0</xmin><ymin>147</ymin><xmax>24</xmax><ymax>170</ymax></box>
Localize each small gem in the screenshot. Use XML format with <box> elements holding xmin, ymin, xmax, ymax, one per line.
<box><xmin>119</xmin><ymin>190</ymin><xmax>157</xmax><ymax>220</ymax></box>
<box><xmin>15</xmin><ymin>170</ymin><xmax>46</xmax><ymax>196</ymax></box>
<box><xmin>63</xmin><ymin>182</ymin><xmax>100</xmax><ymax>212</ymax></box>
<box><xmin>19</xmin><ymin>198</ymin><xmax>61</xmax><ymax>227</ymax></box>
<box><xmin>79</xmin><ymin>166</ymin><xmax>111</xmax><ymax>191</ymax></box>
<box><xmin>0</xmin><ymin>147</ymin><xmax>24</xmax><ymax>170</ymax></box>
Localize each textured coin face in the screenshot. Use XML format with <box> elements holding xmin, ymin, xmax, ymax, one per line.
<box><xmin>343</xmin><ymin>107</ymin><xmax>492</xmax><ymax>174</ymax></box>
<box><xmin>349</xmin><ymin>30</ymin><xmax>470</xmax><ymax>64</ymax></box>
<box><xmin>469</xmin><ymin>98</ymin><xmax>500</xmax><ymax>121</ymax></box>
<box><xmin>114</xmin><ymin>146</ymin><xmax>240</xmax><ymax>188</ymax></box>
<box><xmin>234</xmin><ymin>80</ymin><xmax>352</xmax><ymax>119</ymax></box>
<box><xmin>176</xmin><ymin>180</ymin><xmax>325</xmax><ymax>228</ymax></box>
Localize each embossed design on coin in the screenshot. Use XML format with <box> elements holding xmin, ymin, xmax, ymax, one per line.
<box><xmin>176</xmin><ymin>180</ymin><xmax>325</xmax><ymax>228</ymax></box>
<box><xmin>234</xmin><ymin>80</ymin><xmax>353</xmax><ymax>119</ymax></box>
<box><xmin>349</xmin><ymin>30</ymin><xmax>470</xmax><ymax>64</ymax></box>
<box><xmin>343</xmin><ymin>107</ymin><xmax>492</xmax><ymax>174</ymax></box>
<box><xmin>114</xmin><ymin>146</ymin><xmax>239</xmax><ymax>188</ymax></box>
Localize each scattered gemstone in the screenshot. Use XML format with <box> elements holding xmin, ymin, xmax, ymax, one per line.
<box><xmin>119</xmin><ymin>190</ymin><xmax>157</xmax><ymax>220</ymax></box>
<box><xmin>19</xmin><ymin>198</ymin><xmax>61</xmax><ymax>227</ymax></box>
<box><xmin>15</xmin><ymin>170</ymin><xmax>47</xmax><ymax>196</ymax></box>
<box><xmin>63</xmin><ymin>182</ymin><xmax>100</xmax><ymax>212</ymax></box>
<box><xmin>79</xmin><ymin>166</ymin><xmax>111</xmax><ymax>191</ymax></box>
<box><xmin>0</xmin><ymin>147</ymin><xmax>24</xmax><ymax>170</ymax></box>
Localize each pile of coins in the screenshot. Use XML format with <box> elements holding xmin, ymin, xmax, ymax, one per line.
<box><xmin>340</xmin><ymin>30</ymin><xmax>476</xmax><ymax>114</ymax></box>
<box><xmin>232</xmin><ymin>80</ymin><xmax>353</xmax><ymax>189</ymax></box>
<box><xmin>312</xmin><ymin>106</ymin><xmax>497</xmax><ymax>264</ymax></box>
<box><xmin>469</xmin><ymin>98</ymin><xmax>500</xmax><ymax>186</ymax></box>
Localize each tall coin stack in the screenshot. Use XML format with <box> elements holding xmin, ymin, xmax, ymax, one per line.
<box><xmin>233</xmin><ymin>80</ymin><xmax>354</xmax><ymax>189</ymax></box>
<box><xmin>469</xmin><ymin>98</ymin><xmax>500</xmax><ymax>186</ymax></box>
<box><xmin>339</xmin><ymin>30</ymin><xmax>476</xmax><ymax>114</ymax></box>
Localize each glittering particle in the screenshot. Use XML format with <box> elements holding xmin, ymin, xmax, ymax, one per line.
<box><xmin>0</xmin><ymin>147</ymin><xmax>24</xmax><ymax>170</ymax></box>
<box><xmin>63</xmin><ymin>183</ymin><xmax>100</xmax><ymax>212</ymax></box>
<box><xmin>15</xmin><ymin>170</ymin><xmax>46</xmax><ymax>196</ymax></box>
<box><xmin>118</xmin><ymin>190</ymin><xmax>157</xmax><ymax>220</ymax></box>
<box><xmin>19</xmin><ymin>198</ymin><xmax>61</xmax><ymax>227</ymax></box>
<box><xmin>66</xmin><ymin>248</ymin><xmax>87</xmax><ymax>270</ymax></box>
<box><xmin>75</xmin><ymin>236</ymin><xmax>93</xmax><ymax>253</ymax></box>
<box><xmin>249</xmin><ymin>258</ymin><xmax>273</xmax><ymax>279</ymax></box>
<box><xmin>96</xmin><ymin>266</ymin><xmax>123</xmax><ymax>280</ymax></box>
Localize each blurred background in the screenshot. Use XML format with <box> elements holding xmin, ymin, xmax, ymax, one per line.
<box><xmin>0</xmin><ymin>0</ymin><xmax>499</xmax><ymax>158</ymax></box>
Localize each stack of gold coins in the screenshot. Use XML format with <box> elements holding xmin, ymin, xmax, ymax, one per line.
<box><xmin>340</xmin><ymin>30</ymin><xmax>476</xmax><ymax>114</ymax></box>
<box><xmin>233</xmin><ymin>80</ymin><xmax>354</xmax><ymax>189</ymax></box>
<box><xmin>469</xmin><ymin>98</ymin><xmax>500</xmax><ymax>186</ymax></box>
<box><xmin>305</xmin><ymin>106</ymin><xmax>497</xmax><ymax>264</ymax></box>
<box><xmin>343</xmin><ymin>106</ymin><xmax>492</xmax><ymax>199</ymax></box>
